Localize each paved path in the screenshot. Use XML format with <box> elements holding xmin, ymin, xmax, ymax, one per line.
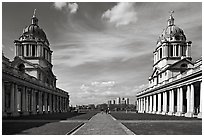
<box><xmin>73</xmin><ymin>113</ymin><xmax>134</xmax><ymax>135</ymax></box>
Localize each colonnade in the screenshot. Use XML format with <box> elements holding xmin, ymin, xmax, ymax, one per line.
<box><xmin>2</xmin><ymin>81</ymin><xmax>69</xmax><ymax>117</ymax></box>
<box><xmin>137</xmin><ymin>81</ymin><xmax>202</xmax><ymax>118</ymax></box>
<box><xmin>154</xmin><ymin>44</ymin><xmax>191</xmax><ymax>64</ymax></box>
<box><xmin>15</xmin><ymin>43</ymin><xmax>52</xmax><ymax>63</ymax></box>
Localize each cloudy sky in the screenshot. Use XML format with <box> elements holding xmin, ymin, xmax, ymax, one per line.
<box><xmin>2</xmin><ymin>2</ymin><xmax>202</xmax><ymax>106</ymax></box>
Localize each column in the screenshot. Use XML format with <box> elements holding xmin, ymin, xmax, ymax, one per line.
<box><xmin>186</xmin><ymin>45</ymin><xmax>189</xmax><ymax>57</ymax></box>
<box><xmin>49</xmin><ymin>93</ymin><xmax>53</xmax><ymax>113</ymax></box>
<box><xmin>143</xmin><ymin>97</ymin><xmax>146</xmax><ymax>113</ymax></box>
<box><xmin>198</xmin><ymin>81</ymin><xmax>202</xmax><ymax>118</ymax></box>
<box><xmin>190</xmin><ymin>84</ymin><xmax>194</xmax><ymax>114</ymax></box>
<box><xmin>153</xmin><ymin>94</ymin><xmax>156</xmax><ymax>113</ymax></box>
<box><xmin>44</xmin><ymin>92</ymin><xmax>48</xmax><ymax>113</ymax></box>
<box><xmin>2</xmin><ymin>82</ymin><xmax>6</xmax><ymax>116</ymax></box>
<box><xmin>38</xmin><ymin>91</ymin><xmax>43</xmax><ymax>114</ymax></box>
<box><xmin>31</xmin><ymin>89</ymin><xmax>37</xmax><ymax>114</ymax></box>
<box><xmin>157</xmin><ymin>93</ymin><xmax>161</xmax><ymax>114</ymax></box>
<box><xmin>24</xmin><ymin>88</ymin><xmax>29</xmax><ymax>115</ymax></box>
<box><xmin>149</xmin><ymin>95</ymin><xmax>153</xmax><ymax>113</ymax></box>
<box><xmin>53</xmin><ymin>94</ymin><xmax>56</xmax><ymax>112</ymax></box>
<box><xmin>179</xmin><ymin>87</ymin><xmax>183</xmax><ymax>114</ymax></box>
<box><xmin>176</xmin><ymin>88</ymin><xmax>181</xmax><ymax>116</ymax></box>
<box><xmin>146</xmin><ymin>96</ymin><xmax>149</xmax><ymax>113</ymax></box>
<box><xmin>168</xmin><ymin>90</ymin><xmax>174</xmax><ymax>115</ymax></box>
<box><xmin>185</xmin><ymin>85</ymin><xmax>191</xmax><ymax>117</ymax></box>
<box><xmin>162</xmin><ymin>92</ymin><xmax>167</xmax><ymax>115</ymax></box>
<box><xmin>56</xmin><ymin>96</ymin><xmax>59</xmax><ymax>112</ymax></box>
<box><xmin>10</xmin><ymin>83</ymin><xmax>19</xmax><ymax>116</ymax></box>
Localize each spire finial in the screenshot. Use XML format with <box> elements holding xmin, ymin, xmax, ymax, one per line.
<box><xmin>167</xmin><ymin>10</ymin><xmax>174</xmax><ymax>26</ymax></box>
<box><xmin>169</xmin><ymin>10</ymin><xmax>174</xmax><ymax>16</ymax></box>
<box><xmin>33</xmin><ymin>9</ymin><xmax>36</xmax><ymax>17</ymax></box>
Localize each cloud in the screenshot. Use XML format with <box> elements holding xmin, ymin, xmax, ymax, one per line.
<box><xmin>68</xmin><ymin>3</ymin><xmax>79</xmax><ymax>14</ymax></box>
<box><xmin>53</xmin><ymin>2</ymin><xmax>78</xmax><ymax>14</ymax></box>
<box><xmin>102</xmin><ymin>2</ymin><xmax>138</xmax><ymax>27</ymax></box>
<box><xmin>53</xmin><ymin>2</ymin><xmax>67</xmax><ymax>10</ymax></box>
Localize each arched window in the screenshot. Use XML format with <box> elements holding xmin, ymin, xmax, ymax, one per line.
<box><xmin>18</xmin><ymin>64</ymin><xmax>25</xmax><ymax>72</ymax></box>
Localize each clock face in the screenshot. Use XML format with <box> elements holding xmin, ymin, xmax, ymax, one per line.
<box><xmin>175</xmin><ymin>35</ymin><xmax>180</xmax><ymax>40</ymax></box>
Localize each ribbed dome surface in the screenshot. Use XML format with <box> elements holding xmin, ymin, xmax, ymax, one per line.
<box><xmin>22</xmin><ymin>24</ymin><xmax>49</xmax><ymax>45</ymax></box>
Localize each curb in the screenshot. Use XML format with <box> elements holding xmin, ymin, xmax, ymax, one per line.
<box><xmin>66</xmin><ymin>123</ymin><xmax>85</xmax><ymax>135</ymax></box>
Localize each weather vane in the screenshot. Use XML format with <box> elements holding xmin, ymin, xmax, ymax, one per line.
<box><xmin>33</xmin><ymin>9</ymin><xmax>36</xmax><ymax>17</ymax></box>
<box><xmin>169</xmin><ymin>10</ymin><xmax>174</xmax><ymax>16</ymax></box>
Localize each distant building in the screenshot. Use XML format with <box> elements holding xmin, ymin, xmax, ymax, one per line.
<box><xmin>2</xmin><ymin>10</ymin><xmax>69</xmax><ymax>117</ymax></box>
<box><xmin>108</xmin><ymin>97</ymin><xmax>129</xmax><ymax>105</ymax></box>
<box><xmin>116</xmin><ymin>97</ymin><xmax>121</xmax><ymax>104</ymax></box>
<box><xmin>136</xmin><ymin>12</ymin><xmax>202</xmax><ymax>118</ymax></box>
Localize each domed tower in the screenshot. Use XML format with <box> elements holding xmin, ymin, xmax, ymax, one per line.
<box><xmin>149</xmin><ymin>11</ymin><xmax>193</xmax><ymax>87</ymax></box>
<box><xmin>153</xmin><ymin>11</ymin><xmax>192</xmax><ymax>71</ymax></box>
<box><xmin>13</xmin><ymin>10</ymin><xmax>56</xmax><ymax>87</ymax></box>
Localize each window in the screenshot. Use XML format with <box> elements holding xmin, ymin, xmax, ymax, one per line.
<box><xmin>180</xmin><ymin>64</ymin><xmax>187</xmax><ymax>73</ymax></box>
<box><xmin>32</xmin><ymin>45</ymin><xmax>35</xmax><ymax>57</ymax></box>
<box><xmin>169</xmin><ymin>45</ymin><xmax>173</xmax><ymax>57</ymax></box>
<box><xmin>26</xmin><ymin>44</ymin><xmax>29</xmax><ymax>56</ymax></box>
<box><xmin>176</xmin><ymin>44</ymin><xmax>179</xmax><ymax>56</ymax></box>
<box><xmin>181</xmin><ymin>46</ymin><xmax>186</xmax><ymax>56</ymax></box>
<box><xmin>18</xmin><ymin>64</ymin><xmax>25</xmax><ymax>72</ymax></box>
<box><xmin>160</xmin><ymin>48</ymin><xmax>162</xmax><ymax>59</ymax></box>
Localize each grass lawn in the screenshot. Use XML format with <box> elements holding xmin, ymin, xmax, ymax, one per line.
<box><xmin>123</xmin><ymin>122</ymin><xmax>202</xmax><ymax>135</ymax></box>
<box><xmin>2</xmin><ymin>111</ymin><xmax>98</xmax><ymax>135</ymax></box>
<box><xmin>111</xmin><ymin>112</ymin><xmax>199</xmax><ymax>120</ymax></box>
<box><xmin>110</xmin><ymin>112</ymin><xmax>202</xmax><ymax>135</ymax></box>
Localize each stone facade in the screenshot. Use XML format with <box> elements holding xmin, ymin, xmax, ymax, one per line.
<box><xmin>2</xmin><ymin>10</ymin><xmax>69</xmax><ymax>117</ymax></box>
<box><xmin>136</xmin><ymin>12</ymin><xmax>202</xmax><ymax>118</ymax></box>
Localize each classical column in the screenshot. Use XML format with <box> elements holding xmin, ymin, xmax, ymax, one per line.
<box><xmin>198</xmin><ymin>81</ymin><xmax>202</xmax><ymax>118</ymax></box>
<box><xmin>185</xmin><ymin>85</ymin><xmax>191</xmax><ymax>117</ymax></box>
<box><xmin>38</xmin><ymin>91</ymin><xmax>43</xmax><ymax>114</ymax></box>
<box><xmin>162</xmin><ymin>92</ymin><xmax>167</xmax><ymax>115</ymax></box>
<box><xmin>49</xmin><ymin>93</ymin><xmax>53</xmax><ymax>113</ymax></box>
<box><xmin>31</xmin><ymin>89</ymin><xmax>37</xmax><ymax>114</ymax></box>
<box><xmin>44</xmin><ymin>93</ymin><xmax>48</xmax><ymax>113</ymax></box>
<box><xmin>146</xmin><ymin>96</ymin><xmax>149</xmax><ymax>113</ymax></box>
<box><xmin>52</xmin><ymin>95</ymin><xmax>56</xmax><ymax>112</ymax></box>
<box><xmin>2</xmin><ymin>82</ymin><xmax>6</xmax><ymax>116</ymax></box>
<box><xmin>153</xmin><ymin>94</ymin><xmax>157</xmax><ymax>113</ymax></box>
<box><xmin>175</xmin><ymin>88</ymin><xmax>181</xmax><ymax>116</ymax></box>
<box><xmin>10</xmin><ymin>83</ymin><xmax>19</xmax><ymax>116</ymax></box>
<box><xmin>24</xmin><ymin>88</ymin><xmax>29</xmax><ymax>115</ymax></box>
<box><xmin>185</xmin><ymin>84</ymin><xmax>194</xmax><ymax>117</ymax></box>
<box><xmin>167</xmin><ymin>90</ymin><xmax>171</xmax><ymax>115</ymax></box>
<box><xmin>190</xmin><ymin>84</ymin><xmax>195</xmax><ymax>114</ymax></box>
<box><xmin>143</xmin><ymin>97</ymin><xmax>146</xmax><ymax>113</ymax></box>
<box><xmin>149</xmin><ymin>95</ymin><xmax>153</xmax><ymax>113</ymax></box>
<box><xmin>56</xmin><ymin>95</ymin><xmax>59</xmax><ymax>112</ymax></box>
<box><xmin>157</xmin><ymin>93</ymin><xmax>161</xmax><ymax>114</ymax></box>
<box><xmin>137</xmin><ymin>99</ymin><xmax>140</xmax><ymax>112</ymax></box>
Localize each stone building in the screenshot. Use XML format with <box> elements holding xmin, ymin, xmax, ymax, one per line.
<box><xmin>2</xmin><ymin>10</ymin><xmax>70</xmax><ymax>117</ymax></box>
<box><xmin>136</xmin><ymin>12</ymin><xmax>202</xmax><ymax>118</ymax></box>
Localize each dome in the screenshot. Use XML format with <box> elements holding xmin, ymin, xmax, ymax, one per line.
<box><xmin>157</xmin><ymin>13</ymin><xmax>187</xmax><ymax>44</ymax></box>
<box><xmin>19</xmin><ymin>11</ymin><xmax>49</xmax><ymax>46</ymax></box>
<box><xmin>158</xmin><ymin>25</ymin><xmax>186</xmax><ymax>42</ymax></box>
<box><xmin>21</xmin><ymin>24</ymin><xmax>49</xmax><ymax>45</ymax></box>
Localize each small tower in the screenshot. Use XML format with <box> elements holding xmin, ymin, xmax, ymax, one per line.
<box><xmin>13</xmin><ymin>9</ymin><xmax>56</xmax><ymax>87</ymax></box>
<box><xmin>149</xmin><ymin>11</ymin><xmax>193</xmax><ymax>87</ymax></box>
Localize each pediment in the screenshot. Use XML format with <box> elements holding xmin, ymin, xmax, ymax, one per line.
<box><xmin>167</xmin><ymin>58</ymin><xmax>194</xmax><ymax>70</ymax></box>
